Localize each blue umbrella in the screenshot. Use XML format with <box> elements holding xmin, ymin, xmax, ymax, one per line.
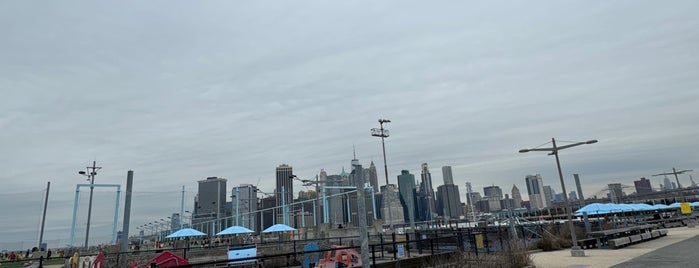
<box><xmin>217</xmin><ymin>226</ymin><xmax>254</xmax><ymax>236</ymax></box>
<box><xmin>262</xmin><ymin>224</ymin><xmax>296</xmax><ymax>233</ymax></box>
<box><xmin>165</xmin><ymin>228</ymin><xmax>207</xmax><ymax>238</ymax></box>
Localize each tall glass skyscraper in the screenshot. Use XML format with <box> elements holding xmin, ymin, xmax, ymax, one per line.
<box><xmin>397</xmin><ymin>170</ymin><xmax>417</xmax><ymax>225</ymax></box>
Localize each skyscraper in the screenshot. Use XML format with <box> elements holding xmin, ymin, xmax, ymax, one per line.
<box><xmin>483</xmin><ymin>185</ymin><xmax>503</xmax><ymax>211</ymax></box>
<box><xmin>543</xmin><ymin>185</ymin><xmax>554</xmax><ymax>208</ymax></box>
<box><xmin>483</xmin><ymin>185</ymin><xmax>503</xmax><ymax>199</ymax></box>
<box><xmin>608</xmin><ymin>183</ymin><xmax>625</xmax><ymax>203</ymax></box>
<box><xmin>231</xmin><ymin>184</ymin><xmax>258</xmax><ymax>230</ymax></box>
<box><xmin>275</xmin><ymin>164</ymin><xmax>293</xmax><ymax>223</ymax></box>
<box><xmin>397</xmin><ymin>170</ymin><xmax>417</xmax><ymax>226</ymax></box>
<box><xmin>436</xmin><ymin>184</ymin><xmax>462</xmax><ymax>219</ymax></box>
<box><xmin>368</xmin><ymin>161</ymin><xmax>379</xmax><ymax>192</ymax></box>
<box><xmin>663</xmin><ymin>177</ymin><xmax>674</xmax><ymax>190</ymax></box>
<box><xmin>419</xmin><ymin>163</ymin><xmax>437</xmax><ymax>221</ymax></box>
<box><xmin>442</xmin><ymin>166</ymin><xmax>454</xmax><ymax>185</ymax></box>
<box><xmin>634</xmin><ymin>177</ymin><xmax>653</xmax><ymax>194</ymax></box>
<box><xmin>511</xmin><ymin>184</ymin><xmax>523</xmax><ymax>208</ymax></box>
<box><xmin>525</xmin><ymin>174</ymin><xmax>546</xmax><ymax>210</ymax></box>
<box><xmin>194</xmin><ymin>176</ymin><xmax>227</xmax><ymax>233</ymax></box>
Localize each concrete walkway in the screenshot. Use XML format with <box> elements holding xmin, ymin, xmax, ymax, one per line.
<box><xmin>531</xmin><ymin>227</ymin><xmax>699</xmax><ymax>268</ymax></box>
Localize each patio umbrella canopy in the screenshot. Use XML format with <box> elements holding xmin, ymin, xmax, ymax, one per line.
<box><xmin>262</xmin><ymin>224</ymin><xmax>296</xmax><ymax>233</ymax></box>
<box><xmin>575</xmin><ymin>203</ymin><xmax>613</xmax><ymax>216</ymax></box>
<box><xmin>165</xmin><ymin>228</ymin><xmax>207</xmax><ymax>238</ymax></box>
<box><xmin>217</xmin><ymin>226</ymin><xmax>254</xmax><ymax>236</ymax></box>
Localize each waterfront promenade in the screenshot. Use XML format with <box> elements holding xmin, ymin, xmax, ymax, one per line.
<box><xmin>532</xmin><ymin>226</ymin><xmax>699</xmax><ymax>268</ymax></box>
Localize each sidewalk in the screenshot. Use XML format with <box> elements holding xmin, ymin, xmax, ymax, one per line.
<box><xmin>531</xmin><ymin>226</ymin><xmax>699</xmax><ymax>268</ymax></box>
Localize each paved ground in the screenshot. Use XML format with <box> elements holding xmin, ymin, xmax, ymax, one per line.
<box><xmin>531</xmin><ymin>227</ymin><xmax>699</xmax><ymax>268</ymax></box>
<box><xmin>611</xmin><ymin>235</ymin><xmax>699</xmax><ymax>268</ymax></box>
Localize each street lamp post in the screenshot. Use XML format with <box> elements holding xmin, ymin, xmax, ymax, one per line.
<box><xmin>371</xmin><ymin>118</ymin><xmax>394</xmax><ymax>230</ymax></box>
<box><xmin>653</xmin><ymin>168</ymin><xmax>693</xmax><ymax>190</ymax></box>
<box><xmin>292</xmin><ymin>175</ymin><xmax>324</xmax><ymax>238</ymax></box>
<box><xmin>78</xmin><ymin>161</ymin><xmax>101</xmax><ymax>248</ymax></box>
<box><xmin>519</xmin><ymin>138</ymin><xmax>597</xmax><ymax>257</ymax></box>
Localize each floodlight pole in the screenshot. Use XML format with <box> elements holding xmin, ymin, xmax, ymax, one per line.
<box><xmin>80</xmin><ymin>161</ymin><xmax>101</xmax><ymax>248</ymax></box>
<box><xmin>372</xmin><ymin>119</ymin><xmax>394</xmax><ymax>230</ymax></box>
<box><xmin>519</xmin><ymin>138</ymin><xmax>597</xmax><ymax>257</ymax></box>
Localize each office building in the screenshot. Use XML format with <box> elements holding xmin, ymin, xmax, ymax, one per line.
<box><xmin>569</xmin><ymin>191</ymin><xmax>578</xmax><ymax>201</ymax></box>
<box><xmin>231</xmin><ymin>184</ymin><xmax>258</xmax><ymax>230</ymax></box>
<box><xmin>442</xmin><ymin>166</ymin><xmax>454</xmax><ymax>185</ymax></box>
<box><xmin>483</xmin><ymin>185</ymin><xmax>503</xmax><ymax>211</ymax></box>
<box><xmin>608</xmin><ymin>183</ymin><xmax>625</xmax><ymax>203</ymax></box>
<box><xmin>275</xmin><ymin>164</ymin><xmax>294</xmax><ymax>211</ymax></box>
<box><xmin>397</xmin><ymin>170</ymin><xmax>417</xmax><ymax>225</ymax></box>
<box><xmin>436</xmin><ymin>184</ymin><xmax>462</xmax><ymax>219</ymax></box>
<box><xmin>368</xmin><ymin>161</ymin><xmax>379</xmax><ymax>192</ymax></box>
<box><xmin>193</xmin><ymin>177</ymin><xmax>227</xmax><ymax>233</ymax></box>
<box><xmin>634</xmin><ymin>177</ymin><xmax>653</xmax><ymax>194</ymax></box>
<box><xmin>525</xmin><ymin>174</ymin><xmax>546</xmax><ymax>209</ymax></box>
<box><xmin>543</xmin><ymin>185</ymin><xmax>554</xmax><ymax>208</ymax></box>
<box><xmin>418</xmin><ymin>163</ymin><xmax>437</xmax><ymax>221</ymax></box>
<box><xmin>511</xmin><ymin>184</ymin><xmax>523</xmax><ymax>208</ymax></box>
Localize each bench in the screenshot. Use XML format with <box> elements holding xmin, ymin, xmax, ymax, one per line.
<box><xmin>663</xmin><ymin>221</ymin><xmax>684</xmax><ymax>228</ymax></box>
<box><xmin>659</xmin><ymin>229</ymin><xmax>668</xmax><ymax>236</ymax></box>
<box><xmin>629</xmin><ymin>235</ymin><xmax>643</xmax><ymax>244</ymax></box>
<box><xmin>640</xmin><ymin>232</ymin><xmax>652</xmax><ymax>240</ymax></box>
<box><xmin>651</xmin><ymin>230</ymin><xmax>660</xmax><ymax>238</ymax></box>
<box><xmin>609</xmin><ymin>237</ymin><xmax>630</xmax><ymax>249</ymax></box>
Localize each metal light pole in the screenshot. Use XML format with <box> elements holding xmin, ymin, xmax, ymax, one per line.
<box><xmin>79</xmin><ymin>161</ymin><xmax>101</xmax><ymax>248</ymax></box>
<box><xmin>371</xmin><ymin>118</ymin><xmax>394</xmax><ymax>230</ymax></box>
<box><xmin>292</xmin><ymin>175</ymin><xmax>326</xmax><ymax>239</ymax></box>
<box><xmin>519</xmin><ymin>138</ymin><xmax>597</xmax><ymax>257</ymax></box>
<box><xmin>653</xmin><ymin>168</ymin><xmax>693</xmax><ymax>190</ymax></box>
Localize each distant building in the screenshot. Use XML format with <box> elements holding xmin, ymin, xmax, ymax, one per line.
<box><xmin>436</xmin><ymin>184</ymin><xmax>462</xmax><ymax>219</ymax></box>
<box><xmin>568</xmin><ymin>191</ymin><xmax>577</xmax><ymax>201</ymax></box>
<box><xmin>525</xmin><ymin>174</ymin><xmax>546</xmax><ymax>210</ymax></box>
<box><xmin>418</xmin><ymin>163</ymin><xmax>437</xmax><ymax>221</ymax></box>
<box><xmin>275</xmin><ymin>164</ymin><xmax>294</xmax><ymax>213</ymax></box>
<box><xmin>543</xmin><ymin>185</ymin><xmax>554</xmax><ymax>208</ymax></box>
<box><xmin>483</xmin><ymin>185</ymin><xmax>503</xmax><ymax>199</ymax></box>
<box><xmin>231</xmin><ymin>184</ymin><xmax>258</xmax><ymax>230</ymax></box>
<box><xmin>634</xmin><ymin>177</ymin><xmax>653</xmax><ymax>194</ymax></box>
<box><xmin>483</xmin><ymin>185</ymin><xmax>503</xmax><ymax>211</ymax></box>
<box><xmin>663</xmin><ymin>177</ymin><xmax>674</xmax><ymax>190</ymax></box>
<box><xmin>554</xmin><ymin>193</ymin><xmax>564</xmax><ymax>201</ymax></box>
<box><xmin>397</xmin><ymin>170</ymin><xmax>418</xmax><ymax>224</ymax></box>
<box><xmin>511</xmin><ymin>184</ymin><xmax>523</xmax><ymax>208</ymax></box>
<box><xmin>442</xmin><ymin>166</ymin><xmax>454</xmax><ymax>185</ymax></box>
<box><xmin>171</xmin><ymin>213</ymin><xmax>181</xmax><ymax>230</ymax></box>
<box><xmin>368</xmin><ymin>161</ymin><xmax>379</xmax><ymax>192</ymax></box>
<box><xmin>468</xmin><ymin>192</ymin><xmax>482</xmax><ymax>206</ymax></box>
<box><xmin>608</xmin><ymin>183</ymin><xmax>625</xmax><ymax>203</ymax></box>
<box><xmin>194</xmin><ymin>177</ymin><xmax>227</xmax><ymax>233</ymax></box>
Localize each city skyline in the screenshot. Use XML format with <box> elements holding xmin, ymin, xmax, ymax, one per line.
<box><xmin>1</xmin><ymin>0</ymin><xmax>698</xmax><ymax>249</ymax></box>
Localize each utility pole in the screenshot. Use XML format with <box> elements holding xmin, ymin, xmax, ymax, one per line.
<box><xmin>79</xmin><ymin>161</ymin><xmax>101</xmax><ymax>248</ymax></box>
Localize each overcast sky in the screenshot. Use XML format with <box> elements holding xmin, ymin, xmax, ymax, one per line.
<box><xmin>1</xmin><ymin>1</ymin><xmax>698</xmax><ymax>249</ymax></box>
